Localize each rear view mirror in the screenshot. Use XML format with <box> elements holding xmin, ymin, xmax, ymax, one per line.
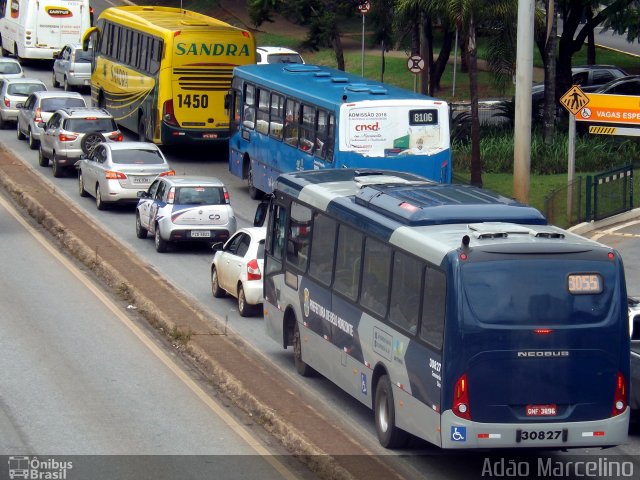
<box><xmin>211</xmin><ymin>241</ymin><xmax>224</xmax><ymax>252</ymax></box>
<box><xmin>137</xmin><ymin>191</ymin><xmax>150</xmax><ymax>199</ymax></box>
<box><xmin>254</xmin><ymin>201</ymin><xmax>268</xmax><ymax>227</ymax></box>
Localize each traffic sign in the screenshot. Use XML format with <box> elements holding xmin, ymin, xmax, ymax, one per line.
<box><xmin>407</xmin><ymin>55</ymin><xmax>424</xmax><ymax>74</ymax></box>
<box><xmin>560</xmin><ymin>85</ymin><xmax>589</xmax><ymax>116</ymax></box>
<box><xmin>357</xmin><ymin>1</ymin><xmax>370</xmax><ymax>14</ymax></box>
<box><xmin>576</xmin><ymin>93</ymin><xmax>640</xmax><ymax>126</ymax></box>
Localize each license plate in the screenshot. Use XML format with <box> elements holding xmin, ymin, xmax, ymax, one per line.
<box><xmin>132</xmin><ymin>177</ymin><xmax>152</xmax><ymax>184</ymax></box>
<box><xmin>525</xmin><ymin>404</ymin><xmax>557</xmax><ymax>416</ymax></box>
<box><xmin>516</xmin><ymin>429</ymin><xmax>567</xmax><ymax>442</ymax></box>
<box><xmin>202</xmin><ymin>133</ymin><xmax>217</xmax><ymax>139</ymax></box>
<box><xmin>191</xmin><ymin>231</ymin><xmax>211</xmax><ymax>238</ymax></box>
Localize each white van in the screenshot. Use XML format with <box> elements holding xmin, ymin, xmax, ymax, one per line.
<box><xmin>0</xmin><ymin>0</ymin><xmax>91</xmax><ymax>60</ymax></box>
<box><xmin>256</xmin><ymin>46</ymin><xmax>305</xmax><ymax>65</ymax></box>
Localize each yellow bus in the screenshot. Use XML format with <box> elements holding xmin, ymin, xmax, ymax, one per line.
<box><xmin>82</xmin><ymin>6</ymin><xmax>256</xmax><ymax>145</ymax></box>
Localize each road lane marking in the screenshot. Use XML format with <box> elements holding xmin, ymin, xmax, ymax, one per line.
<box><xmin>590</xmin><ymin>219</ymin><xmax>640</xmax><ymax>241</ymax></box>
<box><xmin>0</xmin><ymin>194</ymin><xmax>298</xmax><ymax>480</ymax></box>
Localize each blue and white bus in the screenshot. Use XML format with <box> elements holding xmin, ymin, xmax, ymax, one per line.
<box><xmin>227</xmin><ymin>64</ymin><xmax>451</xmax><ymax>199</ymax></box>
<box><xmin>254</xmin><ymin>169</ymin><xmax>630</xmax><ymax>449</ymax></box>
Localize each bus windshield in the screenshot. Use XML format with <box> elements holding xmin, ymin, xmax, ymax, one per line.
<box><xmin>461</xmin><ymin>259</ymin><xmax>617</xmax><ymax>326</ymax></box>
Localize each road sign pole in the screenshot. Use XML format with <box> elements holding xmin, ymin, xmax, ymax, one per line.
<box><xmin>568</xmin><ymin>114</ymin><xmax>576</xmax><ymax>222</ymax></box>
<box><xmin>361</xmin><ymin>14</ymin><xmax>365</xmax><ymax>76</ymax></box>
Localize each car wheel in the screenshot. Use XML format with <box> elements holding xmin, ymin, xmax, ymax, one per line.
<box><xmin>135</xmin><ymin>213</ymin><xmax>148</xmax><ymax>239</ymax></box>
<box><xmin>293</xmin><ymin>322</ymin><xmax>314</xmax><ymax>377</ymax></box>
<box><xmin>154</xmin><ymin>224</ymin><xmax>168</xmax><ymax>253</ymax></box>
<box><xmin>63</xmin><ymin>76</ymin><xmax>71</xmax><ymax>92</ymax></box>
<box><xmin>247</xmin><ymin>163</ymin><xmax>263</xmax><ymax>200</ymax></box>
<box><xmin>52</xmin><ymin>71</ymin><xmax>60</xmax><ymax>88</ymax></box>
<box><xmin>81</xmin><ymin>131</ymin><xmax>105</xmax><ymax>155</ymax></box>
<box><xmin>16</xmin><ymin>122</ymin><xmax>25</xmax><ymax>140</ymax></box>
<box><xmin>95</xmin><ymin>184</ymin><xmax>107</xmax><ymax>210</ymax></box>
<box><xmin>28</xmin><ymin>129</ymin><xmax>38</xmax><ymax>149</ymax></box>
<box><xmin>374</xmin><ymin>375</ymin><xmax>409</xmax><ymax>449</ymax></box>
<box><xmin>237</xmin><ymin>285</ymin><xmax>254</xmax><ymax>317</ymax></box>
<box><xmin>0</xmin><ymin>114</ymin><xmax>5</xmax><ymax>130</ymax></box>
<box><xmin>78</xmin><ymin>172</ymin><xmax>88</xmax><ymax>197</ymax></box>
<box><xmin>211</xmin><ymin>267</ymin><xmax>225</xmax><ymax>298</ymax></box>
<box><xmin>38</xmin><ymin>147</ymin><xmax>49</xmax><ymax>167</ymax></box>
<box><xmin>52</xmin><ymin>153</ymin><xmax>63</xmax><ymax>178</ymax></box>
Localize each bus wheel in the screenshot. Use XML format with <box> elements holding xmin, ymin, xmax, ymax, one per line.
<box><xmin>374</xmin><ymin>375</ymin><xmax>409</xmax><ymax>449</ymax></box>
<box><xmin>247</xmin><ymin>164</ymin><xmax>263</xmax><ymax>200</ymax></box>
<box><xmin>138</xmin><ymin>117</ymin><xmax>148</xmax><ymax>142</ymax></box>
<box><xmin>0</xmin><ymin>36</ymin><xmax>8</xmax><ymax>57</ymax></box>
<box><xmin>293</xmin><ymin>322</ymin><xmax>313</xmax><ymax>377</ymax></box>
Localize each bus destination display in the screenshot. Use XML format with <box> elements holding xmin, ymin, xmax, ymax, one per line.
<box><xmin>409</xmin><ymin>109</ymin><xmax>438</xmax><ymax>125</ymax></box>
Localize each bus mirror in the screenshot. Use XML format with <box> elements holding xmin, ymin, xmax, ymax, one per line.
<box><xmin>82</xmin><ymin>27</ymin><xmax>98</xmax><ymax>51</ymax></box>
<box><xmin>254</xmin><ymin>201</ymin><xmax>268</xmax><ymax>227</ymax></box>
<box><xmin>224</xmin><ymin>93</ymin><xmax>232</xmax><ymax>111</ymax></box>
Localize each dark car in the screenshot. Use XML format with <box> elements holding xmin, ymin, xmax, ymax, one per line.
<box><xmin>531</xmin><ymin>65</ymin><xmax>629</xmax><ymax>117</ymax></box>
<box><xmin>592</xmin><ymin>75</ymin><xmax>640</xmax><ymax>95</ymax></box>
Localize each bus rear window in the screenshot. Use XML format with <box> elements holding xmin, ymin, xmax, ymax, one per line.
<box><xmin>461</xmin><ymin>259</ymin><xmax>616</xmax><ymax>326</ymax></box>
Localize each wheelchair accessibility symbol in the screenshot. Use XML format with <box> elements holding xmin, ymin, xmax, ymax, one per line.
<box><xmin>451</xmin><ymin>426</ymin><xmax>466</xmax><ymax>442</ymax></box>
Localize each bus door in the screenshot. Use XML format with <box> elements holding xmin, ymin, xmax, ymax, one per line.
<box><xmin>454</xmin><ymin>255</ymin><xmax>629</xmax><ymax>426</ymax></box>
<box><xmin>37</xmin><ymin>0</ymin><xmax>87</xmax><ymax>49</ymax></box>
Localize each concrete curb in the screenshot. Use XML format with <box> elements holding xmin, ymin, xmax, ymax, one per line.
<box><xmin>568</xmin><ymin>208</ymin><xmax>640</xmax><ymax>236</ymax></box>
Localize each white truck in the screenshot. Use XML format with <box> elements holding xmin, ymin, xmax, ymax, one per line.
<box><xmin>0</xmin><ymin>0</ymin><xmax>90</xmax><ymax>60</ymax></box>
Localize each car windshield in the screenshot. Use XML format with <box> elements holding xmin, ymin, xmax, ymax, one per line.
<box><xmin>40</xmin><ymin>97</ymin><xmax>86</xmax><ymax>112</ymax></box>
<box><xmin>267</xmin><ymin>53</ymin><xmax>303</xmax><ymax>64</ymax></box>
<box><xmin>74</xmin><ymin>49</ymin><xmax>92</xmax><ymax>63</ymax></box>
<box><xmin>0</xmin><ymin>62</ymin><xmax>21</xmax><ymax>74</ymax></box>
<box><xmin>176</xmin><ymin>187</ymin><xmax>223</xmax><ymax>205</ymax></box>
<box><xmin>111</xmin><ymin>149</ymin><xmax>166</xmax><ymax>165</ymax></box>
<box><xmin>8</xmin><ymin>83</ymin><xmax>45</xmax><ymax>96</ymax></box>
<box><xmin>65</xmin><ymin>117</ymin><xmax>117</xmax><ymax>133</ymax></box>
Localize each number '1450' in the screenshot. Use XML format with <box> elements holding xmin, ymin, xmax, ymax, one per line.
<box><xmin>176</xmin><ymin>94</ymin><xmax>209</xmax><ymax>108</ymax></box>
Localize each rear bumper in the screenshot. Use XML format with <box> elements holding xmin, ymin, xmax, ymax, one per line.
<box><xmin>166</xmin><ymin>228</ymin><xmax>233</xmax><ymax>244</ymax></box>
<box><xmin>160</xmin><ymin>122</ymin><xmax>230</xmax><ymax>145</ymax></box>
<box><xmin>440</xmin><ymin>409</ymin><xmax>629</xmax><ymax>449</ymax></box>
<box><xmin>241</xmin><ymin>281</ymin><xmax>263</xmax><ymax>306</ymax></box>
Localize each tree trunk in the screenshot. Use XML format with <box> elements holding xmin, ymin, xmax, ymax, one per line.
<box><xmin>460</xmin><ymin>33</ymin><xmax>468</xmax><ymax>73</ymax></box>
<box><xmin>542</xmin><ymin>0</ymin><xmax>558</xmax><ymax>144</ymax></box>
<box><xmin>467</xmin><ymin>15</ymin><xmax>482</xmax><ymax>188</ymax></box>
<box><xmin>586</xmin><ymin>8</ymin><xmax>596</xmax><ymax>64</ymax></box>
<box><xmin>333</xmin><ymin>34</ymin><xmax>345</xmax><ymax>71</ymax></box>
<box><xmin>420</xmin><ymin>14</ymin><xmax>433</xmax><ymax>96</ymax></box>
<box><xmin>411</xmin><ymin>21</ymin><xmax>420</xmax><ymax>56</ymax></box>
<box><xmin>431</xmin><ymin>26</ymin><xmax>453</xmax><ymax>94</ymax></box>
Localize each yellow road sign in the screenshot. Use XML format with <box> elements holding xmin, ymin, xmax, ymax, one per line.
<box><xmin>560</xmin><ymin>86</ymin><xmax>590</xmax><ymax>116</ymax></box>
<box><xmin>576</xmin><ymin>93</ymin><xmax>640</xmax><ymax>125</ymax></box>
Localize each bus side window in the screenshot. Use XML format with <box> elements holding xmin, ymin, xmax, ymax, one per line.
<box><xmin>256</xmin><ymin>88</ymin><xmax>270</xmax><ymax>135</ymax></box>
<box><xmin>419</xmin><ymin>267</ymin><xmax>446</xmax><ymax>349</ymax></box>
<box><xmin>299</xmin><ymin>104</ymin><xmax>316</xmax><ymax>153</ymax></box>
<box><xmin>269</xmin><ymin>92</ymin><xmax>284</xmax><ymax>140</ymax></box>
<box><xmin>308</xmin><ymin>213</ymin><xmax>337</xmax><ymax>286</ymax></box>
<box><xmin>284</xmin><ymin>99</ymin><xmax>300</xmax><ymax>147</ymax></box>
<box><xmin>389</xmin><ymin>252</ymin><xmax>422</xmax><ymax>334</ymax></box>
<box><xmin>360</xmin><ymin>238</ymin><xmax>391</xmax><ymax>317</ymax></box>
<box><xmin>286</xmin><ymin>202</ymin><xmax>312</xmax><ymax>271</ymax></box>
<box><xmin>243</xmin><ymin>84</ymin><xmax>256</xmax><ymax>129</ymax></box>
<box><xmin>334</xmin><ymin>225</ymin><xmax>363</xmax><ymax>301</ymax></box>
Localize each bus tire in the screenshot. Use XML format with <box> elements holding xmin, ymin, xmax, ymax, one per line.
<box><xmin>0</xmin><ymin>36</ymin><xmax>8</xmax><ymax>57</ymax></box>
<box><xmin>374</xmin><ymin>375</ymin><xmax>409</xmax><ymax>449</ymax></box>
<box><xmin>138</xmin><ymin>116</ymin><xmax>148</xmax><ymax>142</ymax></box>
<box><xmin>293</xmin><ymin>322</ymin><xmax>313</xmax><ymax>377</ymax></box>
<box><xmin>247</xmin><ymin>164</ymin><xmax>263</xmax><ymax>200</ymax></box>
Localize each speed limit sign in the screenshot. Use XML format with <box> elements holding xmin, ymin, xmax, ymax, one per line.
<box><xmin>407</xmin><ymin>55</ymin><xmax>425</xmax><ymax>74</ymax></box>
<box><xmin>357</xmin><ymin>1</ymin><xmax>370</xmax><ymax>14</ymax></box>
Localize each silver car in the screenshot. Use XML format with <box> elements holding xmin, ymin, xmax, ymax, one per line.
<box><xmin>52</xmin><ymin>44</ymin><xmax>92</xmax><ymax>91</ymax></box>
<box><xmin>77</xmin><ymin>142</ymin><xmax>175</xmax><ymax>210</ymax></box>
<box><xmin>0</xmin><ymin>78</ymin><xmax>46</xmax><ymax>128</ymax></box>
<box><xmin>211</xmin><ymin>227</ymin><xmax>266</xmax><ymax>316</ymax></box>
<box><xmin>39</xmin><ymin>107</ymin><xmax>122</xmax><ymax>178</ymax></box>
<box><xmin>16</xmin><ymin>91</ymin><xmax>86</xmax><ymax>149</ymax></box>
<box><xmin>0</xmin><ymin>58</ymin><xmax>24</xmax><ymax>80</ymax></box>
<box><xmin>135</xmin><ymin>176</ymin><xmax>237</xmax><ymax>253</ymax></box>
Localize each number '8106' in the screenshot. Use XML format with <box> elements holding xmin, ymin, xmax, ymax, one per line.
<box><xmin>176</xmin><ymin>94</ymin><xmax>209</xmax><ymax>108</ymax></box>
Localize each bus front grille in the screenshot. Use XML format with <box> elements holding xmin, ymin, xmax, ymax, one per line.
<box><xmin>173</xmin><ymin>67</ymin><xmax>233</xmax><ymax>91</ymax></box>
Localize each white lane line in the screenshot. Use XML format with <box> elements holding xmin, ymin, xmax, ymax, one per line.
<box><xmin>0</xmin><ymin>194</ymin><xmax>298</xmax><ymax>480</ymax></box>
<box><xmin>591</xmin><ymin>219</ymin><xmax>640</xmax><ymax>241</ymax></box>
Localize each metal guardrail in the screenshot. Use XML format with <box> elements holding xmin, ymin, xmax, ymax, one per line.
<box><xmin>587</xmin><ymin>164</ymin><xmax>634</xmax><ymax>221</ymax></box>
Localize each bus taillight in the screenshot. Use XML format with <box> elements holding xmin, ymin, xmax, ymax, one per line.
<box><xmin>453</xmin><ymin>374</ymin><xmax>471</xmax><ymax>420</ymax></box>
<box><xmin>247</xmin><ymin>259</ymin><xmax>261</xmax><ymax>281</ymax></box>
<box><xmin>612</xmin><ymin>372</ymin><xmax>627</xmax><ymax>416</ymax></box>
<box><xmin>162</xmin><ymin>100</ymin><xmax>179</xmax><ymax>126</ymax></box>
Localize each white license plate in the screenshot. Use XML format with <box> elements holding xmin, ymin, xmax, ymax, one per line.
<box><xmin>191</xmin><ymin>231</ymin><xmax>211</xmax><ymax>238</ymax></box>
<box><xmin>516</xmin><ymin>429</ymin><xmax>566</xmax><ymax>442</ymax></box>
<box><xmin>202</xmin><ymin>133</ymin><xmax>217</xmax><ymax>139</ymax></box>
<box><xmin>132</xmin><ymin>177</ymin><xmax>152</xmax><ymax>184</ymax></box>
<box><xmin>525</xmin><ymin>404</ymin><xmax>557</xmax><ymax>416</ymax></box>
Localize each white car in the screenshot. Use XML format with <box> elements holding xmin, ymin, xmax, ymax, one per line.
<box><xmin>256</xmin><ymin>46</ymin><xmax>304</xmax><ymax>64</ymax></box>
<box><xmin>0</xmin><ymin>58</ymin><xmax>24</xmax><ymax>79</ymax></box>
<box><xmin>135</xmin><ymin>176</ymin><xmax>237</xmax><ymax>253</ymax></box>
<box><xmin>211</xmin><ymin>227</ymin><xmax>266</xmax><ymax>317</ymax></box>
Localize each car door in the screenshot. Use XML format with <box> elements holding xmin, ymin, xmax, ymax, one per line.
<box><xmin>84</xmin><ymin>144</ymin><xmax>104</xmax><ymax>196</ymax></box>
<box><xmin>54</xmin><ymin>46</ymin><xmax>69</xmax><ymax>84</ymax></box>
<box><xmin>41</xmin><ymin>112</ymin><xmax>61</xmax><ymax>157</ymax></box>
<box><xmin>139</xmin><ymin>179</ymin><xmax>161</xmax><ymax>229</ymax></box>
<box><xmin>17</xmin><ymin>93</ymin><xmax>34</xmax><ymax>134</ymax></box>
<box><xmin>219</xmin><ymin>232</ymin><xmax>246</xmax><ymax>292</ymax></box>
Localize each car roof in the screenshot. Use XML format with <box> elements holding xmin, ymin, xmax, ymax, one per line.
<box><xmin>238</xmin><ymin>226</ymin><xmax>267</xmax><ymax>239</ymax></box>
<box><xmin>31</xmin><ymin>91</ymin><xmax>84</xmax><ymax>99</ymax></box>
<box><xmin>161</xmin><ymin>176</ymin><xmax>224</xmax><ymax>187</ymax></box>
<box><xmin>572</xmin><ymin>64</ymin><xmax>625</xmax><ymax>71</ymax></box>
<box><xmin>103</xmin><ymin>141</ymin><xmax>160</xmax><ymax>151</ymax></box>
<box><xmin>257</xmin><ymin>46</ymin><xmax>300</xmax><ymax>55</ymax></box>
<box><xmin>3</xmin><ymin>77</ymin><xmax>45</xmax><ymax>84</ymax></box>
<box><xmin>596</xmin><ymin>75</ymin><xmax>640</xmax><ymax>91</ymax></box>
<box><xmin>58</xmin><ymin>107</ymin><xmax>112</xmax><ymax>117</ymax></box>
<box><xmin>0</xmin><ymin>58</ymin><xmax>21</xmax><ymax>65</ymax></box>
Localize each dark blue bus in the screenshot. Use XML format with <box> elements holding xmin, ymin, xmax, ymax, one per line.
<box><xmin>255</xmin><ymin>169</ymin><xmax>630</xmax><ymax>449</ymax></box>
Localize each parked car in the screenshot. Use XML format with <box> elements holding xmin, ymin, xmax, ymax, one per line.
<box><xmin>0</xmin><ymin>58</ymin><xmax>25</xmax><ymax>79</ymax></box>
<box><xmin>52</xmin><ymin>43</ymin><xmax>93</xmax><ymax>91</ymax></box>
<box><xmin>38</xmin><ymin>107</ymin><xmax>122</xmax><ymax>178</ymax></box>
<box><xmin>77</xmin><ymin>142</ymin><xmax>175</xmax><ymax>210</ymax></box>
<box><xmin>531</xmin><ymin>65</ymin><xmax>629</xmax><ymax>116</ymax></box>
<box><xmin>211</xmin><ymin>227</ymin><xmax>266</xmax><ymax>316</ymax></box>
<box><xmin>16</xmin><ymin>91</ymin><xmax>86</xmax><ymax>149</ymax></box>
<box><xmin>135</xmin><ymin>176</ymin><xmax>237</xmax><ymax>253</ymax></box>
<box><xmin>256</xmin><ymin>46</ymin><xmax>305</xmax><ymax>64</ymax></box>
<box><xmin>0</xmin><ymin>78</ymin><xmax>46</xmax><ymax>128</ymax></box>
<box><xmin>592</xmin><ymin>75</ymin><xmax>640</xmax><ymax>95</ymax></box>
